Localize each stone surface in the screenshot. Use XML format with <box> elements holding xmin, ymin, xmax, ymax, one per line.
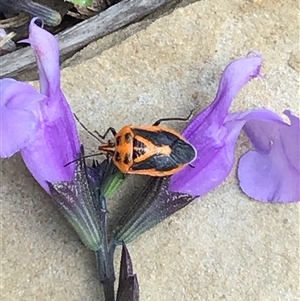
<box><xmin>1</xmin><ymin>0</ymin><xmax>299</xmax><ymax>300</ymax></box>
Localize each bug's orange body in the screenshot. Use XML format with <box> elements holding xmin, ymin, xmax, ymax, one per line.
<box><xmin>98</xmin><ymin>125</ymin><xmax>196</xmax><ymax>177</ymax></box>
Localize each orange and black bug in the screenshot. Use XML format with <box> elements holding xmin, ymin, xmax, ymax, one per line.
<box><xmin>82</xmin><ymin>112</ymin><xmax>197</xmax><ymax>177</ymax></box>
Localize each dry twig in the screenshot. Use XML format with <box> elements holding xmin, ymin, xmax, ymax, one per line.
<box><xmin>0</xmin><ymin>0</ymin><xmax>171</xmax><ymax>78</ymax></box>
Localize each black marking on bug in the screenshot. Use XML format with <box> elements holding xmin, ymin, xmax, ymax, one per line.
<box><xmin>169</xmin><ymin>139</ymin><xmax>196</xmax><ymax>164</ymax></box>
<box><xmin>132</xmin><ymin>128</ymin><xmax>176</xmax><ymax>147</ymax></box>
<box><xmin>131</xmin><ymin>128</ymin><xmax>196</xmax><ymax>171</ymax></box>
<box><xmin>115</xmin><ymin>136</ymin><xmax>121</xmax><ymax>146</ymax></box>
<box><xmin>132</xmin><ymin>144</ymin><xmax>146</xmax><ymax>160</ymax></box>
<box><xmin>123</xmin><ymin>153</ymin><xmax>132</xmax><ymax>165</ymax></box>
<box><xmin>131</xmin><ymin>154</ymin><xmax>178</xmax><ymax>171</ymax></box>
<box><xmin>115</xmin><ymin>151</ymin><xmax>121</xmax><ymax>162</ymax></box>
<box><xmin>133</xmin><ymin>138</ymin><xmax>146</xmax><ymax>149</ymax></box>
<box><xmin>124</xmin><ymin>133</ymin><xmax>132</xmax><ymax>144</ymax></box>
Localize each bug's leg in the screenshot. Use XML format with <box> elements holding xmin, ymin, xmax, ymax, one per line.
<box><xmin>188</xmin><ymin>163</ymin><xmax>195</xmax><ymax>168</ymax></box>
<box><xmin>152</xmin><ymin>110</ymin><xmax>194</xmax><ymax>126</ymax></box>
<box><xmin>94</xmin><ymin>127</ymin><xmax>117</xmax><ymax>140</ymax></box>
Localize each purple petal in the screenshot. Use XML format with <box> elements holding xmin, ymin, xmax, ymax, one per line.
<box><xmin>169</xmin><ymin>52</ymin><xmax>263</xmax><ymax>196</ymax></box>
<box><xmin>26</xmin><ymin>18</ymin><xmax>60</xmax><ymax>96</ymax></box>
<box><xmin>238</xmin><ymin>111</ymin><xmax>300</xmax><ymax>203</ymax></box>
<box><xmin>21</xmin><ymin>91</ymin><xmax>80</xmax><ymax>193</ymax></box>
<box><xmin>226</xmin><ymin>110</ymin><xmax>284</xmax><ymax>153</ymax></box>
<box><xmin>18</xmin><ymin>19</ymin><xmax>80</xmax><ymax>193</ymax></box>
<box><xmin>173</xmin><ymin>132</ymin><xmax>239</xmax><ymax>196</ymax></box>
<box><xmin>0</xmin><ymin>79</ymin><xmax>41</xmax><ymax>157</ymax></box>
<box><xmin>182</xmin><ymin>52</ymin><xmax>263</xmax><ymax>140</ymax></box>
<box><xmin>1</xmin><ymin>78</ymin><xmax>43</xmax><ymax>110</ymax></box>
<box><xmin>276</xmin><ymin>110</ymin><xmax>299</xmax><ymax>172</ymax></box>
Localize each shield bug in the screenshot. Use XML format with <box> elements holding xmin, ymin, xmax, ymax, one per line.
<box><xmin>92</xmin><ymin>112</ymin><xmax>197</xmax><ymax>177</ymax></box>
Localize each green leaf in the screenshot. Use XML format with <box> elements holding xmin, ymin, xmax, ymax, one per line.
<box><xmin>113</xmin><ymin>177</ymin><xmax>196</xmax><ymax>244</ymax></box>
<box><xmin>66</xmin><ymin>0</ymin><xmax>93</xmax><ymax>6</ymax></box>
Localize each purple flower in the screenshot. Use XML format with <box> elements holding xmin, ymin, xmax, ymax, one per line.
<box><xmin>0</xmin><ymin>18</ymin><xmax>80</xmax><ymax>193</ymax></box>
<box><xmin>1</xmin><ymin>20</ymin><xmax>104</xmax><ymax>253</ymax></box>
<box><xmin>237</xmin><ymin>110</ymin><xmax>300</xmax><ymax>203</ymax></box>
<box><xmin>170</xmin><ymin>52</ymin><xmax>300</xmax><ymax>203</ymax></box>
<box><xmin>112</xmin><ymin>53</ymin><xmax>299</xmax><ymax>248</ymax></box>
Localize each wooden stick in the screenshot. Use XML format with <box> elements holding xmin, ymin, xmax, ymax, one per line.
<box><xmin>0</xmin><ymin>0</ymin><xmax>170</xmax><ymax>78</ymax></box>
<box><xmin>0</xmin><ymin>32</ymin><xmax>16</xmax><ymax>48</ymax></box>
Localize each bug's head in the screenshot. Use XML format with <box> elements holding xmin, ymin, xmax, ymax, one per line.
<box><xmin>98</xmin><ymin>140</ymin><xmax>115</xmax><ymax>156</ymax></box>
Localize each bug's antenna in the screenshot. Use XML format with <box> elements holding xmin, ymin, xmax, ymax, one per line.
<box><xmin>152</xmin><ymin>109</ymin><xmax>194</xmax><ymax>126</ymax></box>
<box><xmin>74</xmin><ymin>114</ymin><xmax>104</xmax><ymax>143</ymax></box>
<box><xmin>64</xmin><ymin>153</ymin><xmax>101</xmax><ymax>167</ymax></box>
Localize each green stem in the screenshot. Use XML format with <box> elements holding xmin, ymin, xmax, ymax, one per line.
<box><xmin>103</xmin><ymin>283</ymin><xmax>115</xmax><ymax>301</ymax></box>
<box><xmin>95</xmin><ymin>193</ymin><xmax>116</xmax><ymax>301</ymax></box>
<box><xmin>96</xmin><ymin>248</ymin><xmax>115</xmax><ymax>301</ymax></box>
<box><xmin>101</xmin><ymin>161</ymin><xmax>126</xmax><ymax>198</ymax></box>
